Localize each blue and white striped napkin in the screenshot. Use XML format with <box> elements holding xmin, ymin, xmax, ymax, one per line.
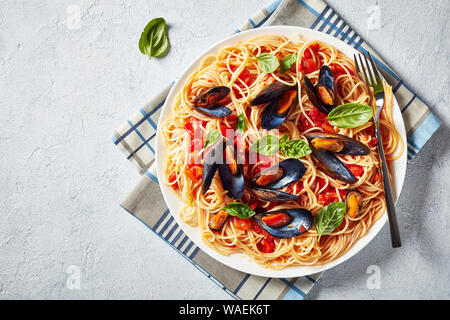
<box><xmin>113</xmin><ymin>0</ymin><xmax>441</xmax><ymax>300</ymax></box>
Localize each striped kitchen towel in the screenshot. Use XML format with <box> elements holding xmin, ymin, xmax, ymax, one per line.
<box><xmin>113</xmin><ymin>0</ymin><xmax>441</xmax><ymax>300</ymax></box>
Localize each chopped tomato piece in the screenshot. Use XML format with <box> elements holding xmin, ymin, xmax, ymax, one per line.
<box><xmin>321</xmin><ymin>121</ymin><xmax>335</xmax><ymax>133</ymax></box>
<box><xmin>318</xmin><ymin>192</ymin><xmax>339</xmax><ymax>206</ymax></box>
<box><xmin>310</xmin><ymin>43</ymin><xmax>320</xmax><ymax>53</ymax></box>
<box><xmin>368</xmin><ymin>138</ymin><xmax>378</xmax><ymax>147</ymax></box>
<box><xmin>300</xmin><ymin>58</ymin><xmax>317</xmax><ymax>74</ymax></box>
<box><xmin>372</xmin><ymin>173</ymin><xmax>381</xmax><ymax>183</ymax></box>
<box><xmin>187</xmin><ymin>165</ymin><xmax>203</xmax><ymax>181</ymax></box>
<box><xmin>168</xmin><ymin>172</ymin><xmax>179</xmax><ymax>190</ymax></box>
<box><xmin>347</xmin><ymin>164</ymin><xmax>364</xmax><ymax>177</ymax></box>
<box><xmin>231</xmin><ymin>216</ymin><xmax>253</xmax><ymax>231</ymax></box>
<box><xmin>257</xmin><ymin>238</ymin><xmax>275</xmax><ymax>253</ymax></box>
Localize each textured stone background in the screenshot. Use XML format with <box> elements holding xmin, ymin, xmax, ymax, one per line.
<box><xmin>0</xmin><ymin>0</ymin><xmax>449</xmax><ymax>299</ymax></box>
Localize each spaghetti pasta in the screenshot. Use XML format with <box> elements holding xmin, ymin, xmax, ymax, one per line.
<box><xmin>161</xmin><ymin>34</ymin><xmax>404</xmax><ymax>269</ymax></box>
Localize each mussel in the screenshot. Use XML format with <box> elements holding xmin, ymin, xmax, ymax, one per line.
<box><xmin>305</xmin><ymin>132</ymin><xmax>370</xmax><ymax>184</ymax></box>
<box><xmin>202</xmin><ymin>140</ymin><xmax>223</xmax><ymax>194</ymax></box>
<box><xmin>202</xmin><ymin>138</ymin><xmax>245</xmax><ymax>200</ymax></box>
<box><xmin>306</xmin><ymin>132</ymin><xmax>370</xmax><ymax>156</ymax></box>
<box><xmin>254</xmin><ymin>208</ymin><xmax>313</xmax><ymax>238</ymax></box>
<box><xmin>209</xmin><ymin>209</ymin><xmax>229</xmax><ymax>231</ymax></box>
<box><xmin>250</xmin><ymin>82</ymin><xmax>298</xmax><ymax>130</ymax></box>
<box><xmin>345</xmin><ymin>190</ymin><xmax>362</xmax><ymax>218</ymax></box>
<box><xmin>251</xmin><ymin>159</ymin><xmax>306</xmax><ymax>202</ymax></box>
<box><xmin>218</xmin><ymin>139</ymin><xmax>245</xmax><ymax>199</ymax></box>
<box><xmin>304</xmin><ymin>66</ymin><xmax>336</xmax><ymax>115</ymax></box>
<box><xmin>192</xmin><ymin>86</ymin><xmax>232</xmax><ymax>118</ymax></box>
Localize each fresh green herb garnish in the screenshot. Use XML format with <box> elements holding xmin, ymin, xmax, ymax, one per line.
<box><xmin>314</xmin><ymin>202</ymin><xmax>346</xmax><ymax>237</ymax></box>
<box><xmin>327</xmin><ymin>103</ymin><xmax>373</xmax><ymax>128</ymax></box>
<box><xmin>280</xmin><ymin>134</ymin><xmax>311</xmax><ymax>159</ymax></box>
<box><xmin>139</xmin><ymin>17</ymin><xmax>170</xmax><ymax>59</ymax></box>
<box><xmin>236</xmin><ymin>114</ymin><xmax>246</xmax><ymax>133</ymax></box>
<box><xmin>222</xmin><ymin>202</ymin><xmax>256</xmax><ymax>219</ymax></box>
<box><xmin>280</xmin><ymin>53</ymin><xmax>297</xmax><ymax>73</ymax></box>
<box><xmin>249</xmin><ymin>135</ymin><xmax>280</xmax><ymax>156</ymax></box>
<box><xmin>204</xmin><ymin>129</ymin><xmax>221</xmax><ymax>148</ymax></box>
<box><xmin>256</xmin><ymin>53</ymin><xmax>279</xmax><ymax>74</ymax></box>
<box><xmin>280</xmin><ymin>134</ymin><xmax>311</xmax><ymax>158</ymax></box>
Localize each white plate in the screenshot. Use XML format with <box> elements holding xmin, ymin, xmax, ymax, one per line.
<box><xmin>155</xmin><ymin>26</ymin><xmax>407</xmax><ymax>278</ymax></box>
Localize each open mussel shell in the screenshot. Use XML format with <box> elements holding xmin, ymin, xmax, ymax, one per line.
<box><xmin>193</xmin><ymin>86</ymin><xmax>230</xmax><ymax>108</ymax></box>
<box><xmin>310</xmin><ymin>147</ymin><xmax>356</xmax><ymax>184</ymax></box>
<box><xmin>254</xmin><ymin>208</ymin><xmax>313</xmax><ymax>238</ymax></box>
<box><xmin>196</xmin><ymin>104</ymin><xmax>232</xmax><ymax>118</ymax></box>
<box><xmin>217</xmin><ymin>139</ymin><xmax>245</xmax><ymax>199</ymax></box>
<box><xmin>249</xmin><ymin>82</ymin><xmax>293</xmax><ymax>106</ymax></box>
<box><xmin>305</xmin><ymin>132</ymin><xmax>370</xmax><ymax>156</ymax></box>
<box><xmin>202</xmin><ymin>141</ymin><xmax>223</xmax><ymax>194</ymax></box>
<box><xmin>251</xmin><ymin>187</ymin><xmax>300</xmax><ymax>202</ymax></box>
<box><xmin>345</xmin><ymin>190</ymin><xmax>362</xmax><ymax>218</ymax></box>
<box><xmin>304</xmin><ymin>65</ymin><xmax>336</xmax><ymax>115</ymax></box>
<box><xmin>260</xmin><ymin>89</ymin><xmax>298</xmax><ymax>130</ymax></box>
<box><xmin>209</xmin><ymin>210</ymin><xmax>229</xmax><ymax>231</ymax></box>
<box><xmin>252</xmin><ymin>159</ymin><xmax>306</xmax><ymax>190</ymax></box>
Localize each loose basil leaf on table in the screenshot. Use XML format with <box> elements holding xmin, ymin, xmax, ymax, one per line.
<box><xmin>236</xmin><ymin>114</ymin><xmax>246</xmax><ymax>133</ymax></box>
<box><xmin>249</xmin><ymin>135</ymin><xmax>280</xmax><ymax>156</ymax></box>
<box><xmin>314</xmin><ymin>202</ymin><xmax>346</xmax><ymax>236</ymax></box>
<box><xmin>280</xmin><ymin>53</ymin><xmax>297</xmax><ymax>73</ymax></box>
<box><xmin>280</xmin><ymin>134</ymin><xmax>311</xmax><ymax>158</ymax></box>
<box><xmin>204</xmin><ymin>129</ymin><xmax>221</xmax><ymax>148</ymax></box>
<box><xmin>222</xmin><ymin>202</ymin><xmax>256</xmax><ymax>219</ymax></box>
<box><xmin>326</xmin><ymin>103</ymin><xmax>374</xmax><ymax>128</ymax></box>
<box><xmin>256</xmin><ymin>53</ymin><xmax>280</xmax><ymax>74</ymax></box>
<box><xmin>139</xmin><ymin>17</ymin><xmax>170</xmax><ymax>59</ymax></box>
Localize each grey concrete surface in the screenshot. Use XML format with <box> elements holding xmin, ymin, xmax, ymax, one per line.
<box><xmin>0</xmin><ymin>0</ymin><xmax>449</xmax><ymax>300</ymax></box>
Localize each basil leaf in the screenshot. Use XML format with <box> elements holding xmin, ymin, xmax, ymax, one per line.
<box><xmin>280</xmin><ymin>53</ymin><xmax>297</xmax><ymax>73</ymax></box>
<box><xmin>314</xmin><ymin>202</ymin><xmax>346</xmax><ymax>236</ymax></box>
<box><xmin>327</xmin><ymin>103</ymin><xmax>374</xmax><ymax>128</ymax></box>
<box><xmin>279</xmin><ymin>134</ymin><xmax>311</xmax><ymax>158</ymax></box>
<box><xmin>139</xmin><ymin>17</ymin><xmax>170</xmax><ymax>59</ymax></box>
<box><xmin>236</xmin><ymin>114</ymin><xmax>246</xmax><ymax>133</ymax></box>
<box><xmin>204</xmin><ymin>129</ymin><xmax>221</xmax><ymax>148</ymax></box>
<box><xmin>257</xmin><ymin>53</ymin><xmax>279</xmax><ymax>74</ymax></box>
<box><xmin>222</xmin><ymin>202</ymin><xmax>256</xmax><ymax>219</ymax></box>
<box><xmin>249</xmin><ymin>135</ymin><xmax>280</xmax><ymax>156</ymax></box>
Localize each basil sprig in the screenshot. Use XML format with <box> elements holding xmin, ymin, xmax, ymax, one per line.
<box><xmin>236</xmin><ymin>114</ymin><xmax>246</xmax><ymax>133</ymax></box>
<box><xmin>280</xmin><ymin>53</ymin><xmax>297</xmax><ymax>73</ymax></box>
<box><xmin>314</xmin><ymin>202</ymin><xmax>346</xmax><ymax>237</ymax></box>
<box><xmin>280</xmin><ymin>135</ymin><xmax>311</xmax><ymax>158</ymax></box>
<box><xmin>204</xmin><ymin>129</ymin><xmax>221</xmax><ymax>148</ymax></box>
<box><xmin>139</xmin><ymin>17</ymin><xmax>170</xmax><ymax>59</ymax></box>
<box><xmin>256</xmin><ymin>53</ymin><xmax>279</xmax><ymax>74</ymax></box>
<box><xmin>222</xmin><ymin>202</ymin><xmax>256</xmax><ymax>219</ymax></box>
<box><xmin>249</xmin><ymin>135</ymin><xmax>280</xmax><ymax>156</ymax></box>
<box><xmin>327</xmin><ymin>103</ymin><xmax>373</xmax><ymax>128</ymax></box>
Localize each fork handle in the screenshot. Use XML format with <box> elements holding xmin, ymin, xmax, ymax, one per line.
<box><xmin>375</xmin><ymin>126</ymin><xmax>402</xmax><ymax>248</ymax></box>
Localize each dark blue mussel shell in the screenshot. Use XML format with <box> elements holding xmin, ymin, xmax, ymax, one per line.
<box><xmin>254</xmin><ymin>208</ymin><xmax>313</xmax><ymax>238</ymax></box>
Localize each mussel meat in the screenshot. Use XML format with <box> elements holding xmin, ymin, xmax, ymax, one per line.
<box><xmin>260</xmin><ymin>89</ymin><xmax>298</xmax><ymax>130</ymax></box>
<box><xmin>254</xmin><ymin>208</ymin><xmax>313</xmax><ymax>238</ymax></box>
<box><xmin>251</xmin><ymin>159</ymin><xmax>306</xmax><ymax>202</ymax></box>
<box><xmin>345</xmin><ymin>190</ymin><xmax>362</xmax><ymax>218</ymax></box>
<box><xmin>304</xmin><ymin>66</ymin><xmax>336</xmax><ymax>115</ymax></box>
<box><xmin>192</xmin><ymin>86</ymin><xmax>232</xmax><ymax>118</ymax></box>
<box><xmin>305</xmin><ymin>132</ymin><xmax>370</xmax><ymax>156</ymax></box>
<box><xmin>217</xmin><ymin>139</ymin><xmax>245</xmax><ymax>199</ymax></box>
<box><xmin>209</xmin><ymin>209</ymin><xmax>229</xmax><ymax>231</ymax></box>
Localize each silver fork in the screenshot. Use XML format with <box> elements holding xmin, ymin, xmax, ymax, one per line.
<box><xmin>354</xmin><ymin>52</ymin><xmax>401</xmax><ymax>248</ymax></box>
